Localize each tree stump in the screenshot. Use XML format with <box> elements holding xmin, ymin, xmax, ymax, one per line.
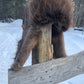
<box><xmin>32</xmin><ymin>23</ymin><xmax>53</xmax><ymax>64</ymax></box>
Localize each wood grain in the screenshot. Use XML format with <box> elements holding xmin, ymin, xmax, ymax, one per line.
<box><xmin>32</xmin><ymin>24</ymin><xmax>53</xmax><ymax>64</ymax></box>
<box><xmin>9</xmin><ymin>51</ymin><xmax>84</xmax><ymax>84</ymax></box>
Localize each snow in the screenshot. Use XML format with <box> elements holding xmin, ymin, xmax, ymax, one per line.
<box><xmin>0</xmin><ymin>19</ymin><xmax>84</xmax><ymax>84</ymax></box>
<box><xmin>0</xmin><ymin>19</ymin><xmax>32</xmax><ymax>84</ymax></box>
<box><xmin>59</xmin><ymin>74</ymin><xmax>84</xmax><ymax>84</ymax></box>
<box><xmin>64</xmin><ymin>29</ymin><xmax>84</xmax><ymax>56</ymax></box>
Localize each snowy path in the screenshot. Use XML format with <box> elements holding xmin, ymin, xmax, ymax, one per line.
<box><xmin>0</xmin><ymin>20</ymin><xmax>84</xmax><ymax>84</ymax></box>
<box><xmin>64</xmin><ymin>32</ymin><xmax>84</xmax><ymax>55</ymax></box>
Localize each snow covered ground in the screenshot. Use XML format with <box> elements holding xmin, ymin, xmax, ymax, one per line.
<box><xmin>0</xmin><ymin>19</ymin><xmax>84</xmax><ymax>84</ymax></box>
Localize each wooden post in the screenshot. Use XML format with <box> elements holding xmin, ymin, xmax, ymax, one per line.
<box><xmin>32</xmin><ymin>23</ymin><xmax>53</xmax><ymax>64</ymax></box>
